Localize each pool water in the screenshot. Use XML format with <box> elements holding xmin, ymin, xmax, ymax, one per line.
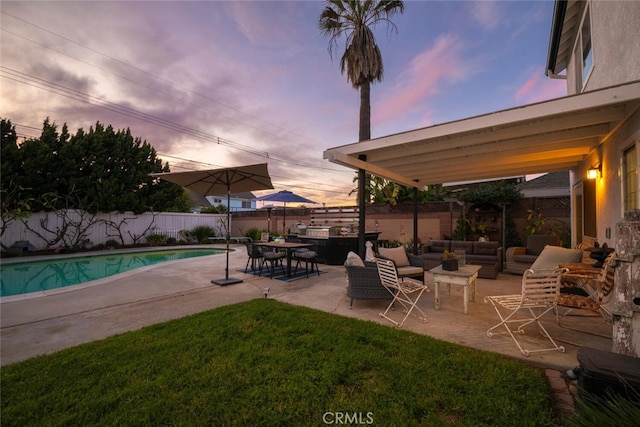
<box><xmin>0</xmin><ymin>248</ymin><xmax>224</xmax><ymax>297</ymax></box>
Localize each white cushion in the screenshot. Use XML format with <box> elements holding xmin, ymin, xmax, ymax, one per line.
<box><xmin>530</xmin><ymin>245</ymin><xmax>582</xmax><ymax>271</ymax></box>
<box><xmin>344</xmin><ymin>251</ymin><xmax>365</xmax><ymax>267</ymax></box>
<box><xmin>378</xmin><ymin>246</ymin><xmax>410</xmax><ymax>267</ymax></box>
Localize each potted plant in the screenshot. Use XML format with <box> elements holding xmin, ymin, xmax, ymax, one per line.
<box><xmin>441</xmin><ymin>250</ymin><xmax>459</xmax><ymax>271</ymax></box>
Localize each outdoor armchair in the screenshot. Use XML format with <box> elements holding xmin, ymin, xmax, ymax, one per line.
<box><xmin>504</xmin><ymin>235</ymin><xmax>560</xmax><ymax>275</ymax></box>
<box><xmin>557</xmin><ymin>251</ymin><xmax>617</xmax><ymax>336</ymax></box>
<box><xmin>344</xmin><ymin>251</ymin><xmax>391</xmax><ymax>309</ymax></box>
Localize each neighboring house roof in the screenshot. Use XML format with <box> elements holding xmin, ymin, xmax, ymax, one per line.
<box><xmin>188</xmin><ymin>190</ymin><xmax>211</xmax><ymax>207</ymax></box>
<box><xmin>208</xmin><ymin>192</ymin><xmax>256</xmax><ymax>201</ymax></box>
<box><xmin>323</xmin><ymin>81</ymin><xmax>640</xmax><ymax>187</ymax></box>
<box><xmin>517</xmin><ymin>171</ymin><xmax>570</xmax><ymax>198</ymax></box>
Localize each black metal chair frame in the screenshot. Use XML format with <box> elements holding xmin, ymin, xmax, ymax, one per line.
<box><xmin>293</xmin><ymin>241</ymin><xmax>320</xmax><ymax>278</ymax></box>
<box><xmin>259</xmin><ymin>249</ymin><xmax>285</xmax><ymax>279</ymax></box>
<box><xmin>244</xmin><ymin>243</ymin><xmax>264</xmax><ymax>273</ymax></box>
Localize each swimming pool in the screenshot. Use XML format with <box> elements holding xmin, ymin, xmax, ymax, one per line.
<box><xmin>0</xmin><ymin>248</ymin><xmax>225</xmax><ymax>297</ymax></box>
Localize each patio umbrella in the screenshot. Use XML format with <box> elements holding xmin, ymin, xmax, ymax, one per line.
<box><xmin>255</xmin><ymin>190</ymin><xmax>315</xmax><ymax>234</ymax></box>
<box><xmin>151</xmin><ymin>163</ymin><xmax>273</xmax><ymax>286</ymax></box>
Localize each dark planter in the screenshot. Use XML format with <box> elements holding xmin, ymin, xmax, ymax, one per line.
<box><xmin>441</xmin><ymin>259</ymin><xmax>459</xmax><ymax>271</ymax></box>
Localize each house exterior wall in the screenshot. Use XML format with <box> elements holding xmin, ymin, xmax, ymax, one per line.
<box><xmin>585</xmin><ymin>1</ymin><xmax>640</xmax><ymax>92</ymax></box>
<box><xmin>559</xmin><ymin>0</ymin><xmax>640</xmax><ymax>356</ymax></box>
<box><xmin>561</xmin><ymin>0</ymin><xmax>640</xmax><ymax>246</ymax></box>
<box><xmin>206</xmin><ymin>196</ymin><xmax>256</xmax><ymax>212</ymax></box>
<box><xmin>564</xmin><ymin>1</ymin><xmax>640</xmax><ymax>95</ymax></box>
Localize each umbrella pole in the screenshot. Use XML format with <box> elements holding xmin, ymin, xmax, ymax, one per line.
<box><xmin>212</xmin><ymin>187</ymin><xmax>243</xmax><ymax>286</ymax></box>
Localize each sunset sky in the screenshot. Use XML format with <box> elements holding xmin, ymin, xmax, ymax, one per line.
<box><xmin>1</xmin><ymin>1</ymin><xmax>566</xmax><ymax>206</ymax></box>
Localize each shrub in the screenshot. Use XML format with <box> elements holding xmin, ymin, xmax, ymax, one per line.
<box><xmin>569</xmin><ymin>388</ymin><xmax>640</xmax><ymax>426</ymax></box>
<box><xmin>105</xmin><ymin>239</ymin><xmax>120</xmax><ymax>248</ymax></box>
<box><xmin>191</xmin><ymin>225</ymin><xmax>215</xmax><ymax>243</ymax></box>
<box><xmin>243</xmin><ymin>228</ymin><xmax>264</xmax><ymax>242</ymax></box>
<box><xmin>146</xmin><ymin>233</ymin><xmax>167</xmax><ymax>246</ymax></box>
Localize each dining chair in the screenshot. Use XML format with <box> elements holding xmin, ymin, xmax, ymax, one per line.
<box><xmin>293</xmin><ymin>240</ymin><xmax>320</xmax><ymax>278</ymax></box>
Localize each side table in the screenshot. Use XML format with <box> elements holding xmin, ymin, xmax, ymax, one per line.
<box><xmin>429</xmin><ymin>264</ymin><xmax>482</xmax><ymax>314</ymax></box>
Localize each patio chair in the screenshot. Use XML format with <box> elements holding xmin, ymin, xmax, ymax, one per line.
<box><xmin>484</xmin><ymin>268</ymin><xmax>567</xmax><ymax>356</ymax></box>
<box><xmin>556</xmin><ymin>251</ymin><xmax>616</xmax><ymax>336</ymax></box>
<box><xmin>376</xmin><ymin>258</ymin><xmax>430</xmax><ymax>328</ymax></box>
<box><xmin>293</xmin><ymin>240</ymin><xmax>320</xmax><ymax>278</ymax></box>
<box><xmin>259</xmin><ymin>248</ymin><xmax>285</xmax><ymax>279</ymax></box>
<box><xmin>244</xmin><ymin>243</ymin><xmax>264</xmax><ymax>273</ymax></box>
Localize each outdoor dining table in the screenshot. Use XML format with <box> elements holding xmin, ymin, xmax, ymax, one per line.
<box><xmin>254</xmin><ymin>241</ymin><xmax>313</xmax><ymax>278</ymax></box>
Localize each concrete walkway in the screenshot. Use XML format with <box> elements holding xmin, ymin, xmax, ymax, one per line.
<box><xmin>1</xmin><ymin>244</ymin><xmax>612</xmax><ymax>370</ymax></box>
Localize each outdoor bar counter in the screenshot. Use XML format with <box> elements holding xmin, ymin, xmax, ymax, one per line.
<box><xmin>289</xmin><ymin>227</ymin><xmax>380</xmax><ymax>265</ymax></box>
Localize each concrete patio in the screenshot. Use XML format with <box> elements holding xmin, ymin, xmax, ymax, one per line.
<box><xmin>1</xmin><ymin>244</ymin><xmax>612</xmax><ymax>370</ymax></box>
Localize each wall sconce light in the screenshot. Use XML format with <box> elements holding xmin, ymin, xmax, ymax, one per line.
<box><xmin>587</xmin><ymin>164</ymin><xmax>601</xmax><ymax>180</ymax></box>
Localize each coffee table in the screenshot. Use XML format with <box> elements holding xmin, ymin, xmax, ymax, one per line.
<box><xmin>429</xmin><ymin>264</ymin><xmax>482</xmax><ymax>314</ymax></box>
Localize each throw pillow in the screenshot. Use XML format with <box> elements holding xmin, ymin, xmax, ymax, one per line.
<box><xmin>530</xmin><ymin>245</ymin><xmax>582</xmax><ymax>271</ymax></box>
<box><xmin>344</xmin><ymin>251</ymin><xmax>365</xmax><ymax>267</ymax></box>
<box><xmin>378</xmin><ymin>246</ymin><xmax>410</xmax><ymax>267</ymax></box>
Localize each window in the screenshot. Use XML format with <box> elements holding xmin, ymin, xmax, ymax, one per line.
<box><xmin>581</xmin><ymin>8</ymin><xmax>593</xmax><ymax>83</ymax></box>
<box><xmin>241</xmin><ymin>200</ymin><xmax>252</xmax><ymax>209</ymax></box>
<box><xmin>574</xmin><ymin>5</ymin><xmax>593</xmax><ymax>91</ymax></box>
<box><xmin>623</xmin><ymin>144</ymin><xmax>638</xmax><ymax>213</ymax></box>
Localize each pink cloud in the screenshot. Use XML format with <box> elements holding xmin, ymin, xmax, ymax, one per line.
<box><xmin>375</xmin><ymin>34</ymin><xmax>464</xmax><ymax>123</ymax></box>
<box><xmin>514</xmin><ymin>67</ymin><xmax>567</xmax><ymax>104</ymax></box>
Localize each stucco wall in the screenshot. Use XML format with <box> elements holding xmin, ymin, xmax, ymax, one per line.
<box><xmin>585</xmin><ymin>1</ymin><xmax>640</xmax><ymax>92</ymax></box>
<box><xmin>564</xmin><ymin>1</ymin><xmax>640</xmax><ymax>95</ymax></box>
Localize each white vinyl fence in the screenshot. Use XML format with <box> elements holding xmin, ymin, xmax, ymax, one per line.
<box><xmin>1</xmin><ymin>211</ymin><xmax>225</xmax><ymax>251</ymax></box>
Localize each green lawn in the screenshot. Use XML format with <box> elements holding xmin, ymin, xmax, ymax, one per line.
<box><xmin>1</xmin><ymin>299</ymin><xmax>558</xmax><ymax>426</ymax></box>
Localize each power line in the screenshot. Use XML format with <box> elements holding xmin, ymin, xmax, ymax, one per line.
<box><xmin>1</xmin><ymin>11</ymin><xmax>331</xmax><ymax>154</ymax></box>
<box><xmin>0</xmin><ymin>10</ymin><xmax>355</xmax><ymax>198</ymax></box>
<box><xmin>1</xmin><ymin>65</ymin><xmax>351</xmax><ymax>174</ymax></box>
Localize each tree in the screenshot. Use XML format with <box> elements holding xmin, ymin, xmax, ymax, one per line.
<box><xmin>319</xmin><ymin>0</ymin><xmax>404</xmax><ymax>142</ymax></box>
<box><xmin>0</xmin><ymin>119</ymin><xmax>33</xmax><ymax>249</ymax></box>
<box><xmin>320</xmin><ymin>0</ymin><xmax>404</xmax><ymax>255</ymax></box>
<box><xmin>0</xmin><ymin>118</ymin><xmax>187</xmax><ymax>214</ymax></box>
<box><xmin>350</xmin><ymin>173</ymin><xmax>450</xmax><ymax>204</ymax></box>
<box><xmin>453</xmin><ymin>181</ymin><xmax>523</xmax><ymax>246</ymax></box>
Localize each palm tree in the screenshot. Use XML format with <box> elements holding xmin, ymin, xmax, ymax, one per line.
<box><xmin>319</xmin><ymin>0</ymin><xmax>404</xmax><ymax>141</ymax></box>
<box><xmin>319</xmin><ymin>0</ymin><xmax>405</xmax><ymax>256</ymax></box>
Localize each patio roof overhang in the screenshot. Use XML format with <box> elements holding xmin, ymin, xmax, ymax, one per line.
<box><xmin>323</xmin><ymin>81</ymin><xmax>640</xmax><ymax>188</ymax></box>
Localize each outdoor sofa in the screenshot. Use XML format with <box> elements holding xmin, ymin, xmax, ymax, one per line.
<box><xmin>418</xmin><ymin>240</ymin><xmax>502</xmax><ymax>279</ymax></box>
